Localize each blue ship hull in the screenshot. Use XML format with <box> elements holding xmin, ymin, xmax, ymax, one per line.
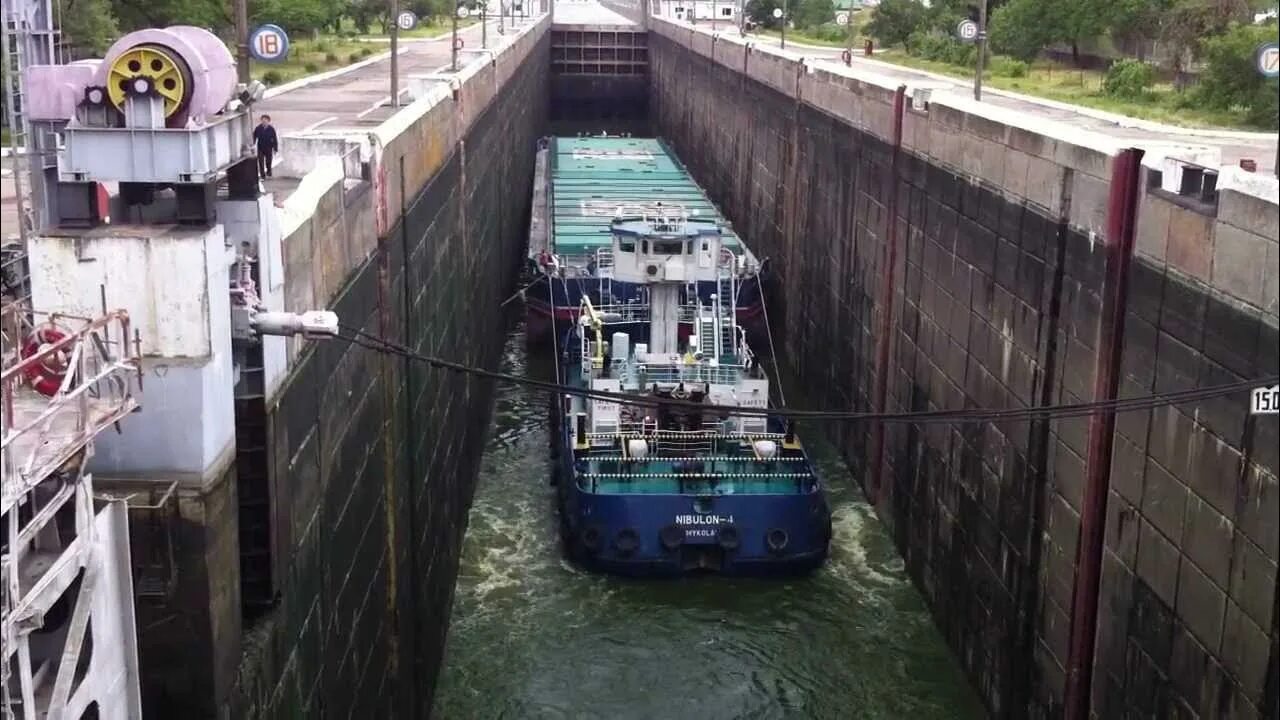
<box><xmin>550</xmin><ymin>404</ymin><xmax>833</xmax><ymax>577</ymax></box>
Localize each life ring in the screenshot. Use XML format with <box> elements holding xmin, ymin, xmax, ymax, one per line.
<box><xmin>21</xmin><ymin>325</ymin><xmax>71</xmax><ymax>397</ymax></box>
<box><xmin>766</xmin><ymin>528</ymin><xmax>790</xmax><ymax>553</ymax></box>
<box><xmin>719</xmin><ymin>247</ymin><xmax>735</xmax><ymax>267</ymax></box>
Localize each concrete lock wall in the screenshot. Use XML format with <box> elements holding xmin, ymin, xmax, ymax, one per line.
<box><xmin>218</xmin><ymin>21</ymin><xmax>551</xmax><ymax>719</ymax></box>
<box><xmin>646</xmin><ymin>18</ymin><xmax>1278</xmax><ymax>719</ymax></box>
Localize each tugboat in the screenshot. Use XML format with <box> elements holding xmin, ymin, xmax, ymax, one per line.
<box><xmin>548</xmin><ymin>204</ymin><xmax>832</xmax><ymax>576</ymax></box>
<box><xmin>525</xmin><ymin>135</ymin><xmax>766</xmax><ymax>344</ymax></box>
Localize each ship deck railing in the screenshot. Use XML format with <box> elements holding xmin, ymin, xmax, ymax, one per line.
<box><xmin>634</xmin><ymin>362</ymin><xmax>746</xmax><ymax>386</ymax></box>
<box><xmin>575</xmin><ymin>456</ymin><xmax>818</xmax><ymax>495</ymax></box>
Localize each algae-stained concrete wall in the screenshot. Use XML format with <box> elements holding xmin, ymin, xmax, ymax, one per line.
<box><xmin>1096</xmin><ymin>172</ymin><xmax>1279</xmax><ymax>718</ymax></box>
<box><xmin>222</xmin><ymin>22</ymin><xmax>550</xmax><ymax>719</ymax></box>
<box><xmin>647</xmin><ymin>19</ymin><xmax>1279</xmax><ymax>718</ymax></box>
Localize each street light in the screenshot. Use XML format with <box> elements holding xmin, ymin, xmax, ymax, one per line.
<box><xmin>975</xmin><ymin>0</ymin><xmax>988</xmax><ymax>101</ymax></box>
<box><xmin>390</xmin><ymin>0</ymin><xmax>401</xmax><ymax>106</ymax></box>
<box><xmin>452</xmin><ymin>2</ymin><xmax>467</xmax><ymax>72</ymax></box>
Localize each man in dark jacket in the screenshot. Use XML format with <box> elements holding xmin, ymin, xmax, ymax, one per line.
<box><xmin>253</xmin><ymin>115</ymin><xmax>279</xmax><ymax>179</ymax></box>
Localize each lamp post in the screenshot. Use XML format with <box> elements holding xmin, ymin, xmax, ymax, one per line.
<box><xmin>390</xmin><ymin>0</ymin><xmax>400</xmax><ymax>106</ymax></box>
<box><xmin>483</xmin><ymin>0</ymin><xmax>488</xmax><ymax>47</ymax></box>
<box><xmin>777</xmin><ymin>4</ymin><xmax>786</xmax><ymax>49</ymax></box>
<box><xmin>452</xmin><ymin>3</ymin><xmax>460</xmax><ymax>71</ymax></box>
<box><xmin>974</xmin><ymin>0</ymin><xmax>988</xmax><ymax>101</ymax></box>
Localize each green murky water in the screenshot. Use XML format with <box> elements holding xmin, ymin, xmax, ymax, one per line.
<box><xmin>432</xmin><ymin>325</ymin><xmax>986</xmax><ymax>720</ymax></box>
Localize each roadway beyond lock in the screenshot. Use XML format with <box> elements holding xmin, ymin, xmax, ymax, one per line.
<box><xmin>257</xmin><ymin>18</ymin><xmax>528</xmax><ymax>134</ymax></box>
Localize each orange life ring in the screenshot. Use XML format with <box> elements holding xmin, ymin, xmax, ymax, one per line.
<box><xmin>21</xmin><ymin>325</ymin><xmax>71</xmax><ymax>397</ymax></box>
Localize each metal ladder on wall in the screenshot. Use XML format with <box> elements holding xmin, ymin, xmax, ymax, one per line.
<box><xmin>595</xmin><ymin>247</ymin><xmax>614</xmax><ymax>304</ymax></box>
<box><xmin>717</xmin><ymin>269</ymin><xmax>737</xmax><ymax>356</ymax></box>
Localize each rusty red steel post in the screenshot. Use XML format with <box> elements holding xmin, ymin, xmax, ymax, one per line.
<box><xmin>1063</xmin><ymin>147</ymin><xmax>1144</xmax><ymax>719</ymax></box>
<box><xmin>868</xmin><ymin>85</ymin><xmax>908</xmax><ymax>503</ymax></box>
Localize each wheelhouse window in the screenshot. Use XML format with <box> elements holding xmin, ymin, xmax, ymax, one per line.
<box><xmin>619</xmin><ymin>239</ymin><xmax>636</xmax><ymax>253</ymax></box>
<box><xmin>653</xmin><ymin>240</ymin><xmax>685</xmax><ymax>255</ymax></box>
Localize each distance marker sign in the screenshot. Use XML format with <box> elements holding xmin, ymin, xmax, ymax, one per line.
<box><xmin>956</xmin><ymin>18</ymin><xmax>978</xmax><ymax>43</ymax></box>
<box><xmin>397</xmin><ymin>11</ymin><xmax>419</xmax><ymax>30</ymax></box>
<box><xmin>1256</xmin><ymin>42</ymin><xmax>1279</xmax><ymax>79</ymax></box>
<box><xmin>249</xmin><ymin>24</ymin><xmax>290</xmax><ymax>63</ymax></box>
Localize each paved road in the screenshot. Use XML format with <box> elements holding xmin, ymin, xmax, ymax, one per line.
<box><xmin>259</xmin><ymin>18</ymin><xmax>526</xmax><ymax>134</ymax></box>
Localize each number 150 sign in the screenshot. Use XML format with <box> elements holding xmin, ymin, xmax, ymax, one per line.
<box><xmin>1252</xmin><ymin>385</ymin><xmax>1279</xmax><ymax>415</ymax></box>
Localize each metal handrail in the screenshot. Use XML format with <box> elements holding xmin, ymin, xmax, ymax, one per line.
<box><xmin>1</xmin><ymin>309</ymin><xmax>142</xmax><ymax>507</ymax></box>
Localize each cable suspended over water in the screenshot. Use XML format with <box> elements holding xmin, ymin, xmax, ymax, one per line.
<box><xmin>336</xmin><ymin>325</ymin><xmax>1277</xmax><ymax>425</ymax></box>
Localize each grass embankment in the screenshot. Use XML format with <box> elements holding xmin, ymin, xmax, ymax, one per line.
<box><xmin>754</xmin><ymin>13</ymin><xmax>1263</xmax><ymax>131</ymax></box>
<box><xmin>251</xmin><ymin>36</ymin><xmax>379</xmax><ymax>86</ymax></box>
<box><xmin>382</xmin><ymin>17</ymin><xmax>479</xmax><ymax>39</ymax></box>
<box><xmin>869</xmin><ymin>49</ymin><xmax>1256</xmax><ymax>130</ymax></box>
<box><xmin>250</xmin><ymin>18</ymin><xmax>480</xmax><ymax>87</ymax></box>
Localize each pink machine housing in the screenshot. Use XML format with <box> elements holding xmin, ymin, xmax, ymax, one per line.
<box><xmin>24</xmin><ymin>26</ymin><xmax>237</xmax><ymax>127</ymax></box>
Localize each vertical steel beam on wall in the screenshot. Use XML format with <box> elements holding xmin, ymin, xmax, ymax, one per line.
<box><xmin>1063</xmin><ymin>147</ymin><xmax>1144</xmax><ymax>720</ymax></box>
<box><xmin>868</xmin><ymin>85</ymin><xmax>908</xmax><ymax>503</ymax></box>
<box><xmin>376</xmin><ymin>202</ymin><xmax>402</xmax><ymax>708</ymax></box>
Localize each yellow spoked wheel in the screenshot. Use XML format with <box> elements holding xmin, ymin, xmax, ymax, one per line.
<box><xmin>106</xmin><ymin>44</ymin><xmax>190</xmax><ymax>118</ymax></box>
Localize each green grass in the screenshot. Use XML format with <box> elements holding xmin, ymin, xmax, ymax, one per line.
<box><xmin>752</xmin><ymin>23</ymin><xmax>1264</xmax><ymax>130</ymax></box>
<box><xmin>0</xmin><ymin>127</ymin><xmax>10</xmax><ymax>148</ymax></box>
<box><xmin>248</xmin><ymin>16</ymin><xmax>488</xmax><ymax>86</ymax></box>
<box><xmin>385</xmin><ymin>17</ymin><xmax>479</xmax><ymax>39</ymax></box>
<box><xmin>869</xmin><ymin>49</ymin><xmax>1260</xmax><ymax>130</ymax></box>
<box><xmin>332</xmin><ymin>16</ymin><xmax>479</xmax><ymax>40</ymax></box>
<box><xmin>251</xmin><ymin>36</ymin><xmax>377</xmax><ymax>86</ymax></box>
<box><xmin>756</xmin><ymin>28</ymin><xmax>852</xmax><ymax>48</ymax></box>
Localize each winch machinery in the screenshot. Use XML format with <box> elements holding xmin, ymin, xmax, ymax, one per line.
<box><xmin>23</xmin><ymin>25</ymin><xmax>263</xmax><ymax>224</ymax></box>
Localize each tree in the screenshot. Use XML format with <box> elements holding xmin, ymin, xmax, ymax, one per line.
<box><xmin>251</xmin><ymin>0</ymin><xmax>341</xmax><ymax>35</ymax></box>
<box><xmin>793</xmin><ymin>0</ymin><xmax>835</xmax><ymax>29</ymax></box>
<box><xmin>988</xmin><ymin>0</ymin><xmax>1056</xmax><ymax>60</ymax></box>
<box><xmin>987</xmin><ymin>0</ymin><xmax>1130</xmax><ymax>64</ymax></box>
<box><xmin>747</xmin><ymin>0</ymin><xmax>783</xmax><ymax>28</ymax></box>
<box><xmin>1157</xmin><ymin>0</ymin><xmax>1252</xmax><ymax>78</ymax></box>
<box><xmin>59</xmin><ymin>0</ymin><xmax>120</xmax><ymax>57</ymax></box>
<box><xmin>109</xmin><ymin>0</ymin><xmax>230</xmax><ymax>34</ymax></box>
<box><xmin>866</xmin><ymin>0</ymin><xmax>927</xmax><ymax>48</ymax></box>
<box><xmin>1196</xmin><ymin>21</ymin><xmax>1280</xmax><ymax>127</ymax></box>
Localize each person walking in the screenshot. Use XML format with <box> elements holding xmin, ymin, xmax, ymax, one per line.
<box><xmin>253</xmin><ymin>115</ymin><xmax>279</xmax><ymax>179</ymax></box>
